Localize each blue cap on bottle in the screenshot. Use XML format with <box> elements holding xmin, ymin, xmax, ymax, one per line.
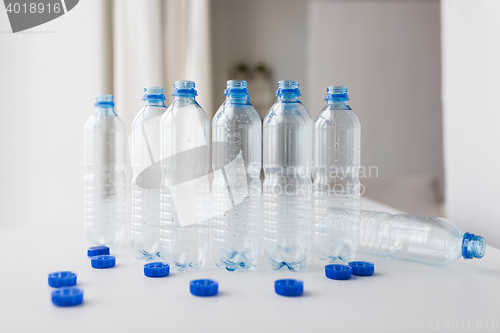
<box><xmin>274</xmin><ymin>279</ymin><xmax>304</xmax><ymax>297</ymax></box>
<box><xmin>144</xmin><ymin>262</ymin><xmax>170</xmax><ymax>278</ymax></box>
<box><xmin>48</xmin><ymin>271</ymin><xmax>77</xmax><ymax>288</ymax></box>
<box><xmin>87</xmin><ymin>246</ymin><xmax>110</xmax><ymax>257</ymax></box>
<box><xmin>348</xmin><ymin>261</ymin><xmax>374</xmax><ymax>276</ymax></box>
<box><xmin>190</xmin><ymin>279</ymin><xmax>219</xmax><ymax>297</ymax></box>
<box><xmin>91</xmin><ymin>255</ymin><xmax>116</xmax><ymax>269</ymax></box>
<box><xmin>51</xmin><ymin>287</ymin><xmax>83</xmax><ymax>307</ymax></box>
<box><xmin>325</xmin><ymin>264</ymin><xmax>352</xmax><ymax>280</ymax></box>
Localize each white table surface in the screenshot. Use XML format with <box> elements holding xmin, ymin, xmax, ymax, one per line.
<box><xmin>1</xmin><ymin>198</ymin><xmax>499</xmax><ymax>333</ymax></box>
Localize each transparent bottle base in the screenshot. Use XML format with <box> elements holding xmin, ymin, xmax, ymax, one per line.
<box><xmin>85</xmin><ymin>231</ymin><xmax>124</xmax><ymax>248</ymax></box>
<box><xmin>315</xmin><ymin>249</ymin><xmax>355</xmax><ymax>264</ymax></box>
<box><xmin>265</xmin><ymin>256</ymin><xmax>311</xmax><ymax>271</ymax></box>
<box><xmin>131</xmin><ymin>230</ymin><xmax>161</xmax><ymax>261</ymax></box>
<box><xmin>172</xmin><ymin>260</ymin><xmax>206</xmax><ymax>272</ymax></box>
<box><xmin>131</xmin><ymin>248</ymin><xmax>160</xmax><ymax>261</ymax></box>
<box><xmin>214</xmin><ymin>251</ymin><xmax>258</xmax><ymax>271</ymax></box>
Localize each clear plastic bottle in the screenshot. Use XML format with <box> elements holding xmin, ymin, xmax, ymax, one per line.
<box><xmin>130</xmin><ymin>87</ymin><xmax>167</xmax><ymax>260</ymax></box>
<box><xmin>359</xmin><ymin>210</ymin><xmax>486</xmax><ymax>266</ymax></box>
<box><xmin>159</xmin><ymin>81</ymin><xmax>210</xmax><ymax>271</ymax></box>
<box><xmin>212</xmin><ymin>80</ymin><xmax>262</xmax><ymax>271</ymax></box>
<box><xmin>84</xmin><ymin>95</ymin><xmax>126</xmax><ymax>246</ymax></box>
<box><xmin>263</xmin><ymin>80</ymin><xmax>313</xmax><ymax>271</ymax></box>
<box><xmin>313</xmin><ymin>86</ymin><xmax>361</xmax><ymax>263</ymax></box>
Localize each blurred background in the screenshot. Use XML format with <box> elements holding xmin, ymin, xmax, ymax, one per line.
<box><xmin>1</xmin><ymin>0</ymin><xmax>499</xmax><ymax>247</ymax></box>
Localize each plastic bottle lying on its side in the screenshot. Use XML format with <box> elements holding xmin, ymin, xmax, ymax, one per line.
<box><xmin>358</xmin><ymin>210</ymin><xmax>486</xmax><ymax>266</ymax></box>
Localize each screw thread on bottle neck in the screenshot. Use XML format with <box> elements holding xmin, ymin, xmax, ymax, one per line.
<box><xmin>276</xmin><ymin>80</ymin><xmax>301</xmax><ymax>100</ymax></box>
<box><xmin>224</xmin><ymin>80</ymin><xmax>249</xmax><ymax>102</ymax></box>
<box><xmin>172</xmin><ymin>80</ymin><xmax>197</xmax><ymax>98</ymax></box>
<box><xmin>143</xmin><ymin>86</ymin><xmax>166</xmax><ymax>106</ymax></box>
<box><xmin>462</xmin><ymin>233</ymin><xmax>486</xmax><ymax>259</ymax></box>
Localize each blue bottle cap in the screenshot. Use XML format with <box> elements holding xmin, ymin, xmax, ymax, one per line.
<box><xmin>348</xmin><ymin>261</ymin><xmax>374</xmax><ymax>276</ymax></box>
<box><xmin>325</xmin><ymin>264</ymin><xmax>352</xmax><ymax>280</ymax></box>
<box><xmin>274</xmin><ymin>279</ymin><xmax>304</xmax><ymax>297</ymax></box>
<box><xmin>144</xmin><ymin>262</ymin><xmax>170</xmax><ymax>278</ymax></box>
<box><xmin>48</xmin><ymin>271</ymin><xmax>77</xmax><ymax>288</ymax></box>
<box><xmin>190</xmin><ymin>279</ymin><xmax>219</xmax><ymax>297</ymax></box>
<box><xmin>51</xmin><ymin>287</ymin><xmax>83</xmax><ymax>307</ymax></box>
<box><xmin>87</xmin><ymin>246</ymin><xmax>110</xmax><ymax>257</ymax></box>
<box><xmin>91</xmin><ymin>255</ymin><xmax>116</xmax><ymax>269</ymax></box>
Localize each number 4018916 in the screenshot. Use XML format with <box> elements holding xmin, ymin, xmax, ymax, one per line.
<box><xmin>5</xmin><ymin>2</ymin><xmax>61</xmax><ymax>14</ymax></box>
<box><xmin>443</xmin><ymin>319</ymin><xmax>498</xmax><ymax>330</ymax></box>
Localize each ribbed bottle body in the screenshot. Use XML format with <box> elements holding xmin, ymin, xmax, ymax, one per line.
<box><xmin>159</xmin><ymin>84</ymin><xmax>210</xmax><ymax>271</ymax></box>
<box><xmin>84</xmin><ymin>104</ymin><xmax>126</xmax><ymax>247</ymax></box>
<box><xmin>130</xmin><ymin>93</ymin><xmax>166</xmax><ymax>260</ymax></box>
<box><xmin>263</xmin><ymin>81</ymin><xmax>313</xmax><ymax>271</ymax></box>
<box><xmin>313</xmin><ymin>93</ymin><xmax>361</xmax><ymax>263</ymax></box>
<box><xmin>212</xmin><ymin>90</ymin><xmax>262</xmax><ymax>271</ymax></box>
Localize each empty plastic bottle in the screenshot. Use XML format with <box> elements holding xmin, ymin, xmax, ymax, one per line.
<box><xmin>263</xmin><ymin>80</ymin><xmax>313</xmax><ymax>271</ymax></box>
<box><xmin>84</xmin><ymin>95</ymin><xmax>126</xmax><ymax>246</ymax></box>
<box><xmin>159</xmin><ymin>81</ymin><xmax>210</xmax><ymax>271</ymax></box>
<box><xmin>130</xmin><ymin>87</ymin><xmax>167</xmax><ymax>260</ymax></box>
<box><xmin>212</xmin><ymin>80</ymin><xmax>262</xmax><ymax>271</ymax></box>
<box><xmin>313</xmin><ymin>86</ymin><xmax>361</xmax><ymax>263</ymax></box>
<box><xmin>359</xmin><ymin>210</ymin><xmax>486</xmax><ymax>266</ymax></box>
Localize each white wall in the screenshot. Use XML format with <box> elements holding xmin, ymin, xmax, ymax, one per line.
<box><xmin>308</xmin><ymin>0</ymin><xmax>443</xmax><ymax>200</ymax></box>
<box><xmin>442</xmin><ymin>0</ymin><xmax>500</xmax><ymax>248</ymax></box>
<box><xmin>0</xmin><ymin>1</ymin><xmax>110</xmax><ymax>228</ymax></box>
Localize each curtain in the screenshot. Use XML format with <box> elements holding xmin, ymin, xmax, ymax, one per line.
<box><xmin>114</xmin><ymin>0</ymin><xmax>213</xmax><ymax>126</ymax></box>
<box><xmin>0</xmin><ymin>0</ymin><xmax>112</xmax><ymax>227</ymax></box>
<box><xmin>0</xmin><ymin>0</ymin><xmax>211</xmax><ymax>228</ymax></box>
<box><xmin>442</xmin><ymin>0</ymin><xmax>500</xmax><ymax>248</ymax></box>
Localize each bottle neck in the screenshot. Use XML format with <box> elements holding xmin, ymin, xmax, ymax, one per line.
<box><xmin>144</xmin><ymin>99</ymin><xmax>165</xmax><ymax>107</ymax></box>
<box><xmin>226</xmin><ymin>94</ymin><xmax>249</xmax><ymax>104</ymax></box>
<box><xmin>94</xmin><ymin>106</ymin><xmax>117</xmax><ymax>116</ymax></box>
<box><xmin>173</xmin><ymin>96</ymin><xmax>196</xmax><ymax>103</ymax></box>
<box><xmin>326</xmin><ymin>99</ymin><xmax>350</xmax><ymax>109</ymax></box>
<box><xmin>277</xmin><ymin>94</ymin><xmax>300</xmax><ymax>102</ymax></box>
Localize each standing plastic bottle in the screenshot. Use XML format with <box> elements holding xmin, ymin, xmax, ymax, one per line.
<box><xmin>263</xmin><ymin>80</ymin><xmax>313</xmax><ymax>271</ymax></box>
<box><xmin>159</xmin><ymin>81</ymin><xmax>210</xmax><ymax>271</ymax></box>
<box><xmin>313</xmin><ymin>86</ymin><xmax>361</xmax><ymax>263</ymax></box>
<box><xmin>359</xmin><ymin>210</ymin><xmax>486</xmax><ymax>266</ymax></box>
<box><xmin>84</xmin><ymin>95</ymin><xmax>126</xmax><ymax>246</ymax></box>
<box><xmin>130</xmin><ymin>87</ymin><xmax>167</xmax><ymax>260</ymax></box>
<box><xmin>212</xmin><ymin>80</ymin><xmax>262</xmax><ymax>271</ymax></box>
